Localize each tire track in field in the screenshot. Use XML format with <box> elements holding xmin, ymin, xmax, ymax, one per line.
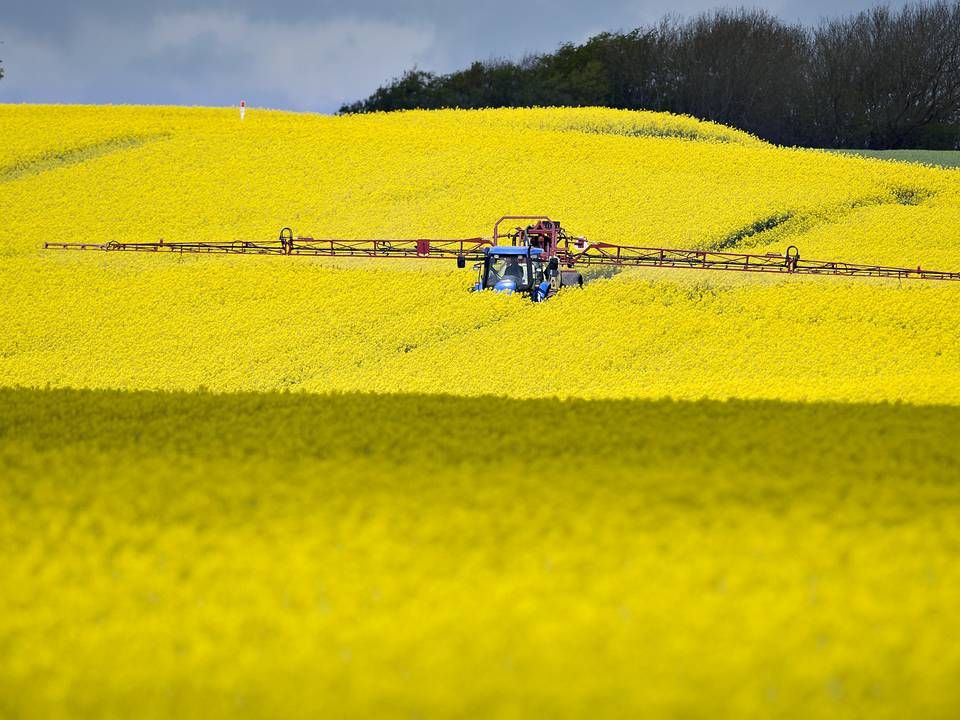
<box><xmin>0</xmin><ymin>133</ymin><xmax>172</xmax><ymax>184</ymax></box>
<box><xmin>710</xmin><ymin>184</ymin><xmax>937</xmax><ymax>252</ymax></box>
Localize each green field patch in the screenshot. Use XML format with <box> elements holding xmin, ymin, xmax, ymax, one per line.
<box><xmin>833</xmin><ymin>148</ymin><xmax>960</xmax><ymax>169</ymax></box>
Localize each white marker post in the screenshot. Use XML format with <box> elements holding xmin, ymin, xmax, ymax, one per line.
<box><xmin>240</xmin><ymin>100</ymin><xmax>246</xmax><ymax>121</ymax></box>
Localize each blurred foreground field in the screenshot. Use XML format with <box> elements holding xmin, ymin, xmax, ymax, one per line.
<box><xmin>2</xmin><ymin>388</ymin><xmax>960</xmax><ymax>719</ymax></box>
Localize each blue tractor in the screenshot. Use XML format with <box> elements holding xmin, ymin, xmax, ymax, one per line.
<box><xmin>461</xmin><ymin>217</ymin><xmax>585</xmax><ymax>301</ymax></box>
<box><xmin>469</xmin><ymin>245</ymin><xmax>583</xmax><ymax>301</ymax></box>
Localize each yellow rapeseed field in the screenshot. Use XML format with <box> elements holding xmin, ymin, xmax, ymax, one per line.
<box><xmin>2</xmin><ymin>104</ymin><xmax>960</xmax><ymax>718</ymax></box>
<box><xmin>2</xmin><ymin>104</ymin><xmax>960</xmax><ymax>402</ymax></box>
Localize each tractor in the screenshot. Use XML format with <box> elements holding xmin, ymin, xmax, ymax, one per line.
<box><xmin>466</xmin><ymin>219</ymin><xmax>584</xmax><ymax>300</ymax></box>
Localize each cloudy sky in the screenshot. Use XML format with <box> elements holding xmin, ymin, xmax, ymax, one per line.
<box><xmin>0</xmin><ymin>0</ymin><xmax>908</xmax><ymax>113</ymax></box>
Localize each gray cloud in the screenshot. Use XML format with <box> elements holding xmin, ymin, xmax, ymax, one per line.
<box><xmin>1</xmin><ymin>10</ymin><xmax>436</xmax><ymax>110</ymax></box>
<box><xmin>0</xmin><ymin>0</ymin><xmax>913</xmax><ymax>112</ymax></box>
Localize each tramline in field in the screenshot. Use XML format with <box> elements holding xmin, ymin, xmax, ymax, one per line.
<box><xmin>45</xmin><ymin>215</ymin><xmax>960</xmax><ymax>301</ymax></box>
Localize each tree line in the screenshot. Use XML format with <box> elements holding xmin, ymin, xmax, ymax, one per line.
<box><xmin>340</xmin><ymin>1</ymin><xmax>960</xmax><ymax>149</ymax></box>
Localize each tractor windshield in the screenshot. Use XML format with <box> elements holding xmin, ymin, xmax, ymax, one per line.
<box><xmin>488</xmin><ymin>255</ymin><xmax>530</xmax><ymax>288</ymax></box>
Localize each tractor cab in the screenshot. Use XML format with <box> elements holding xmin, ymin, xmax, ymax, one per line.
<box><xmin>473</xmin><ymin>246</ymin><xmax>551</xmax><ymax>300</ymax></box>
<box><xmin>461</xmin><ymin>216</ymin><xmax>584</xmax><ymax>300</ymax></box>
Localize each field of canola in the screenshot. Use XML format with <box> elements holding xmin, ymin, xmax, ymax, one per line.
<box><xmin>2</xmin><ymin>104</ymin><xmax>960</xmax><ymax>718</ymax></box>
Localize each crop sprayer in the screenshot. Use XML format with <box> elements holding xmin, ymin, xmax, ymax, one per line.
<box><xmin>44</xmin><ymin>215</ymin><xmax>960</xmax><ymax>301</ymax></box>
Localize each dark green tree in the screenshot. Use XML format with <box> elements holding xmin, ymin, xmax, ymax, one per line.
<box><xmin>339</xmin><ymin>2</ymin><xmax>960</xmax><ymax>149</ymax></box>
